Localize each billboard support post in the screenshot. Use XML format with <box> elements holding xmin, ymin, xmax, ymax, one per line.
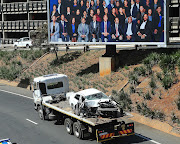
<box><xmin>99</xmin><ymin>44</ymin><xmax>119</xmax><ymax>77</ymax></box>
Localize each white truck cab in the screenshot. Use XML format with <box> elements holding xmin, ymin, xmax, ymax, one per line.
<box><xmin>32</xmin><ymin>74</ymin><xmax>69</xmax><ymax>110</ymax></box>
<box><xmin>13</xmin><ymin>37</ymin><xmax>33</xmax><ymax>49</ymax></box>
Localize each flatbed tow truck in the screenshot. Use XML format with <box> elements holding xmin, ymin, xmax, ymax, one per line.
<box><xmin>32</xmin><ymin>74</ymin><xmax>135</xmax><ymax>143</ymax></box>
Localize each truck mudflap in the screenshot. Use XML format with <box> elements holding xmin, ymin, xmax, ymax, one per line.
<box><xmin>96</xmin><ymin>122</ymin><xmax>135</xmax><ymax>143</ymax></box>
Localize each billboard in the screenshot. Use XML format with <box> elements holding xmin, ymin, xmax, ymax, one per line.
<box><xmin>48</xmin><ymin>0</ymin><xmax>167</xmax><ymax>45</ymax></box>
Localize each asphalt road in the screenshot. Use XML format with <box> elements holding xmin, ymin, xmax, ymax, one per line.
<box><xmin>0</xmin><ymin>84</ymin><xmax>179</xmax><ymax>144</ymax></box>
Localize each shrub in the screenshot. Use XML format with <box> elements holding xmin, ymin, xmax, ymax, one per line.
<box><xmin>128</xmin><ymin>72</ymin><xmax>139</xmax><ymax>86</ymax></box>
<box><xmin>156</xmin><ymin>72</ymin><xmax>162</xmax><ymax>80</ymax></box>
<box><xmin>143</xmin><ymin>52</ymin><xmax>160</xmax><ymax>67</ymax></box>
<box><xmin>176</xmin><ymin>97</ymin><xmax>180</xmax><ymax>110</ymax></box>
<box><xmin>130</xmin><ymin>85</ymin><xmax>136</xmax><ymax>94</ymax></box>
<box><xmin>112</xmin><ymin>89</ymin><xmax>132</xmax><ymax>111</ymax></box>
<box><xmin>124</xmin><ymin>66</ymin><xmax>129</xmax><ymax>70</ymax></box>
<box><xmin>155</xmin><ymin>111</ymin><xmax>165</xmax><ymax>121</ymax></box>
<box><xmin>161</xmin><ymin>74</ymin><xmax>173</xmax><ymax>89</ymax></box>
<box><xmin>149</xmin><ymin>77</ymin><xmax>156</xmax><ymax>89</ymax></box>
<box><xmin>134</xmin><ymin>66</ymin><xmax>146</xmax><ymax>76</ymax></box>
<box><xmin>171</xmin><ymin>113</ymin><xmax>180</xmax><ymax>124</ymax></box>
<box><xmin>136</xmin><ymin>104</ymin><xmax>142</xmax><ymax>113</ymax></box>
<box><xmin>144</xmin><ymin>92</ymin><xmax>152</xmax><ymax>100</ymax></box>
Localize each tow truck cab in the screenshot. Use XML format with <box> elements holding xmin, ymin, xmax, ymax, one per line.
<box><xmin>32</xmin><ymin>74</ymin><xmax>69</xmax><ymax>110</ymax></box>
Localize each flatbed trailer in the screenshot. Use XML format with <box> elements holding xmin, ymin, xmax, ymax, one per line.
<box><xmin>32</xmin><ymin>74</ymin><xmax>135</xmax><ymax>143</ymax></box>
<box><xmin>41</xmin><ymin>99</ymin><xmax>135</xmax><ymax>143</ymax></box>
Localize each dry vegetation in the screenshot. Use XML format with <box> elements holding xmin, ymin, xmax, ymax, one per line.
<box><xmin>0</xmin><ymin>48</ymin><xmax>180</xmax><ymax>131</ymax></box>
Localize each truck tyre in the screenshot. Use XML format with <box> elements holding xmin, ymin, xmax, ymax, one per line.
<box><xmin>73</xmin><ymin>122</ymin><xmax>83</xmax><ymax>139</ymax></box>
<box><xmin>26</xmin><ymin>44</ymin><xmax>30</xmax><ymax>49</ymax></box>
<box><xmin>64</xmin><ymin>118</ymin><xmax>73</xmax><ymax>135</ymax></box>
<box><xmin>38</xmin><ymin>106</ymin><xmax>44</xmax><ymax>120</ymax></box>
<box><xmin>34</xmin><ymin>103</ymin><xmax>38</xmax><ymax>111</ymax></box>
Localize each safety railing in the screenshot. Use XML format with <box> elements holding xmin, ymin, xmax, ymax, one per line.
<box><xmin>2</xmin><ymin>20</ymin><xmax>47</xmax><ymax>31</ymax></box>
<box><xmin>2</xmin><ymin>2</ymin><xmax>28</xmax><ymax>13</ymax></box>
<box><xmin>28</xmin><ymin>1</ymin><xmax>47</xmax><ymax>12</ymax></box>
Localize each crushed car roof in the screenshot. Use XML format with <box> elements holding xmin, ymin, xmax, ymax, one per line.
<box><xmin>77</xmin><ymin>88</ymin><xmax>102</xmax><ymax>96</ymax></box>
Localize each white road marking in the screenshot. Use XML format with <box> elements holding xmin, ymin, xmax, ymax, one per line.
<box><xmin>26</xmin><ymin>119</ymin><xmax>38</xmax><ymax>125</ymax></box>
<box><xmin>135</xmin><ymin>133</ymin><xmax>162</xmax><ymax>144</ymax></box>
<box><xmin>0</xmin><ymin>89</ymin><xmax>33</xmax><ymax>100</ymax></box>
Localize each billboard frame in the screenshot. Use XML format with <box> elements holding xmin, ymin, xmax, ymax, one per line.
<box><xmin>47</xmin><ymin>0</ymin><xmax>168</xmax><ymax>47</ymax></box>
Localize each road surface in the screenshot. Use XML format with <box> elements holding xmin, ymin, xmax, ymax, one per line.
<box><xmin>0</xmin><ymin>84</ymin><xmax>179</xmax><ymax>144</ymax></box>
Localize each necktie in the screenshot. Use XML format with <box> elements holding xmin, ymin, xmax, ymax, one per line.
<box><xmin>63</xmin><ymin>22</ymin><xmax>64</xmax><ymax>33</ymax></box>
<box><xmin>116</xmin><ymin>25</ymin><xmax>118</xmax><ymax>37</ymax></box>
<box><xmin>105</xmin><ymin>22</ymin><xmax>107</xmax><ymax>33</ymax></box>
<box><xmin>82</xmin><ymin>24</ymin><xmax>84</xmax><ymax>34</ymax></box>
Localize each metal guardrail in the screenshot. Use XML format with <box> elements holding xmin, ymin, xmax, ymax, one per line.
<box><xmin>1</xmin><ymin>1</ymin><xmax>47</xmax><ymax>13</ymax></box>
<box><xmin>2</xmin><ymin>38</ymin><xmax>18</xmax><ymax>44</ymax></box>
<box><xmin>1</xmin><ymin>20</ymin><xmax>46</xmax><ymax>31</ymax></box>
<box><xmin>28</xmin><ymin>1</ymin><xmax>47</xmax><ymax>12</ymax></box>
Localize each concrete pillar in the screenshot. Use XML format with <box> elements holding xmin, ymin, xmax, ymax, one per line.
<box><xmin>99</xmin><ymin>45</ymin><xmax>118</xmax><ymax>77</ymax></box>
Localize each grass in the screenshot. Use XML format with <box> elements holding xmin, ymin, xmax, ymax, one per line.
<box><xmin>149</xmin><ymin>76</ymin><xmax>157</xmax><ymax>89</ymax></box>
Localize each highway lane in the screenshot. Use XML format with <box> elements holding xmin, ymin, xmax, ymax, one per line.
<box><xmin>0</xmin><ymin>85</ymin><xmax>179</xmax><ymax>144</ymax></box>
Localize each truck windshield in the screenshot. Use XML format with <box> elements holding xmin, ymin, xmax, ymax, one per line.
<box><xmin>85</xmin><ymin>93</ymin><xmax>108</xmax><ymax>100</ymax></box>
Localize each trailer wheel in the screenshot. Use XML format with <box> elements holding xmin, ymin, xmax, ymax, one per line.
<box><xmin>38</xmin><ymin>107</ymin><xmax>44</xmax><ymax>120</ymax></box>
<box><xmin>64</xmin><ymin>118</ymin><xmax>73</xmax><ymax>135</ymax></box>
<box><xmin>73</xmin><ymin>122</ymin><xmax>83</xmax><ymax>139</ymax></box>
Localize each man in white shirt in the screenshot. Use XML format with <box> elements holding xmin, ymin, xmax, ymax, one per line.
<box><xmin>137</xmin><ymin>14</ymin><xmax>152</xmax><ymax>41</ymax></box>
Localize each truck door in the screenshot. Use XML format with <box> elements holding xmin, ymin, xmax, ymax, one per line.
<box><xmin>33</xmin><ymin>82</ymin><xmax>41</xmax><ymax>104</ymax></box>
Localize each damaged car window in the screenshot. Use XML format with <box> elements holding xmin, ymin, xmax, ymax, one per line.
<box><xmin>85</xmin><ymin>93</ymin><xmax>108</xmax><ymax>100</ymax></box>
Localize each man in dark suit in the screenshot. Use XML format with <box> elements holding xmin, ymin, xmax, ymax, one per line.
<box><xmin>89</xmin><ymin>15</ymin><xmax>100</xmax><ymax>42</ymax></box>
<box><xmin>124</xmin><ymin>16</ymin><xmax>136</xmax><ymax>41</ymax></box>
<box><xmin>57</xmin><ymin>0</ymin><xmax>64</xmax><ymax>15</ymax></box>
<box><xmin>65</xmin><ymin>7</ymin><xmax>72</xmax><ymax>23</ymax></box>
<box><xmin>136</xmin><ymin>5</ymin><xmax>145</xmax><ymax>26</ymax></box>
<box><xmin>111</xmin><ymin>17</ymin><xmax>124</xmax><ymax>42</ymax></box>
<box><xmin>137</xmin><ymin>14</ymin><xmax>152</xmax><ymax>41</ymax></box>
<box><xmin>130</xmin><ymin>0</ymin><xmax>138</xmax><ymax>19</ymax></box>
<box><xmin>59</xmin><ymin>14</ymin><xmax>70</xmax><ymax>42</ymax></box>
<box><xmin>100</xmin><ymin>15</ymin><xmax>111</xmax><ymax>42</ymax></box>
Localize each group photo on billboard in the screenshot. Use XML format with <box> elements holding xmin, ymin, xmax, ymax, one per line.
<box><xmin>48</xmin><ymin>0</ymin><xmax>165</xmax><ymax>44</ymax></box>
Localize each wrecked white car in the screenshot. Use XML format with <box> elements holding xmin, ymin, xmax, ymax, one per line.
<box><xmin>67</xmin><ymin>88</ymin><xmax>119</xmax><ymax>117</ymax></box>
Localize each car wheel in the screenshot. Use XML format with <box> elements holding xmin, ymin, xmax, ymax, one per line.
<box><xmin>26</xmin><ymin>44</ymin><xmax>30</xmax><ymax>49</ymax></box>
<box><xmin>14</xmin><ymin>45</ymin><xmax>17</xmax><ymax>49</ymax></box>
<box><xmin>64</xmin><ymin>118</ymin><xmax>73</xmax><ymax>135</ymax></box>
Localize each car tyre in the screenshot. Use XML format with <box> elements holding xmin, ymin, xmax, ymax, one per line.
<box><xmin>14</xmin><ymin>45</ymin><xmax>17</xmax><ymax>49</ymax></box>
<box><xmin>26</xmin><ymin>44</ymin><xmax>30</xmax><ymax>49</ymax></box>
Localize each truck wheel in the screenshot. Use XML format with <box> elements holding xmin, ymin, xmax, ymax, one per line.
<box><xmin>64</xmin><ymin>118</ymin><xmax>73</xmax><ymax>135</ymax></box>
<box><xmin>34</xmin><ymin>103</ymin><xmax>38</xmax><ymax>111</ymax></box>
<box><xmin>26</xmin><ymin>44</ymin><xmax>30</xmax><ymax>49</ymax></box>
<box><xmin>38</xmin><ymin>107</ymin><xmax>44</xmax><ymax>120</ymax></box>
<box><xmin>73</xmin><ymin>122</ymin><xmax>83</xmax><ymax>139</ymax></box>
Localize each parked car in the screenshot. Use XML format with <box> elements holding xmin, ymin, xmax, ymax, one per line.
<box><xmin>13</xmin><ymin>37</ymin><xmax>33</xmax><ymax>49</ymax></box>
<box><xmin>0</xmin><ymin>138</ymin><xmax>16</xmax><ymax>144</ymax></box>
